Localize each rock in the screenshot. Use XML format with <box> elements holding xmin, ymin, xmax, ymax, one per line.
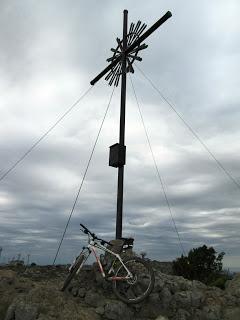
<box><xmin>131</xmin><ymin>303</ymin><xmax>142</xmax><ymax>312</ymax></box>
<box><xmin>95</xmin><ymin>270</ymin><xmax>105</xmax><ymax>287</ymax></box>
<box><xmin>85</xmin><ymin>290</ymin><xmax>105</xmax><ymax>308</ymax></box>
<box><xmin>37</xmin><ymin>316</ymin><xmax>56</xmax><ymax>320</ymax></box>
<box><xmin>191</xmin><ymin>290</ymin><xmax>203</xmax><ymax>308</ymax></box>
<box><xmin>4</xmin><ymin>304</ymin><xmax>16</xmax><ymax>320</ymax></box>
<box><xmin>78</xmin><ymin>287</ymin><xmax>86</xmax><ymax>298</ymax></box>
<box><xmin>5</xmin><ymin>302</ymin><xmax>39</xmax><ymax>320</ymax></box>
<box><xmin>168</xmin><ymin>280</ymin><xmax>180</xmax><ymax>294</ymax></box>
<box><xmin>140</xmin><ymin>300</ymin><xmax>163</xmax><ymax>319</ymax></box>
<box><xmin>192</xmin><ymin>280</ymin><xmax>207</xmax><ymax>290</ymax></box>
<box><xmin>174</xmin><ymin>291</ymin><xmax>192</xmax><ymax>308</ymax></box>
<box><xmin>15</xmin><ymin>302</ymin><xmax>39</xmax><ymax>320</ymax></box>
<box><xmin>4</xmin><ymin>285</ymin><xmax>100</xmax><ymax>320</ymax></box>
<box><xmin>142</xmin><ymin>292</ymin><xmax>163</xmax><ymax>318</ymax></box>
<box><xmin>149</xmin><ymin>292</ymin><xmax>160</xmax><ymax>304</ymax></box>
<box><xmin>104</xmin><ymin>301</ymin><xmax>134</xmax><ymax>320</ymax></box>
<box><xmin>223</xmin><ymin>307</ymin><xmax>240</xmax><ymax>320</ymax></box>
<box><xmin>159</xmin><ymin>287</ymin><xmax>172</xmax><ymax>309</ymax></box>
<box><xmin>224</xmin><ymin>293</ymin><xmax>238</xmax><ymax>306</ymax></box>
<box><xmin>155</xmin><ymin>316</ymin><xmax>169</xmax><ymax>320</ymax></box>
<box><xmin>176</xmin><ymin>279</ymin><xmax>192</xmax><ymax>292</ymax></box>
<box><xmin>225</xmin><ymin>273</ymin><xmax>240</xmax><ymax>297</ymax></box>
<box><xmin>0</xmin><ymin>270</ymin><xmax>16</xmax><ymax>286</ymax></box>
<box><xmin>153</xmin><ymin>277</ymin><xmax>165</xmax><ymax>292</ymax></box>
<box><xmin>95</xmin><ymin>306</ymin><xmax>105</xmax><ymax>315</ymax></box>
<box><xmin>14</xmin><ymin>286</ymin><xmax>29</xmax><ymax>294</ymax></box>
<box><xmin>201</xmin><ymin>305</ymin><xmax>221</xmax><ymax>320</ymax></box>
<box><xmin>71</xmin><ymin>286</ymin><xmax>79</xmax><ymax>297</ymax></box>
<box><xmin>175</xmin><ymin>309</ymin><xmax>190</xmax><ymax>320</ymax></box>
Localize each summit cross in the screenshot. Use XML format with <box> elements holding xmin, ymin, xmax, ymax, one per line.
<box><xmin>90</xmin><ymin>10</ymin><xmax>172</xmax><ymax>239</ymax></box>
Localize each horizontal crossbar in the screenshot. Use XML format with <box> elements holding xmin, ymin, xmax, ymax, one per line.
<box><xmin>90</xmin><ymin>11</ymin><xmax>172</xmax><ymax>86</ymax></box>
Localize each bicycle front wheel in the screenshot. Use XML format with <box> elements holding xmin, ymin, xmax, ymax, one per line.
<box><xmin>112</xmin><ymin>256</ymin><xmax>155</xmax><ymax>304</ymax></box>
<box><xmin>61</xmin><ymin>254</ymin><xmax>84</xmax><ymax>292</ymax></box>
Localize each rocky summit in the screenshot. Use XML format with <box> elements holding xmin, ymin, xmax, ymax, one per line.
<box><xmin>0</xmin><ymin>263</ymin><xmax>240</xmax><ymax>320</ymax></box>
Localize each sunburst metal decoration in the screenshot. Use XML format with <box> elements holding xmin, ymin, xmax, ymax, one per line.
<box><xmin>105</xmin><ymin>21</ymin><xmax>148</xmax><ymax>86</ymax></box>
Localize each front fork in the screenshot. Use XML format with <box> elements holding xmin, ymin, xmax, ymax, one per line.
<box><xmin>69</xmin><ymin>247</ymin><xmax>91</xmax><ymax>274</ymax></box>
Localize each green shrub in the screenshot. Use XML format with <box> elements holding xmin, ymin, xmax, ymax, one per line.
<box><xmin>173</xmin><ymin>245</ymin><xmax>225</xmax><ymax>285</ymax></box>
<box><xmin>209</xmin><ymin>274</ymin><xmax>229</xmax><ymax>289</ymax></box>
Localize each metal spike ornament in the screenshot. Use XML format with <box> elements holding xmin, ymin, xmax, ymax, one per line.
<box><xmin>105</xmin><ymin>21</ymin><xmax>148</xmax><ymax>87</ymax></box>
<box><xmin>90</xmin><ymin>10</ymin><xmax>172</xmax><ymax>239</ymax></box>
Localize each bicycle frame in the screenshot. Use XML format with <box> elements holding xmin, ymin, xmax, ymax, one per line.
<box><xmin>74</xmin><ymin>233</ymin><xmax>133</xmax><ymax>281</ymax></box>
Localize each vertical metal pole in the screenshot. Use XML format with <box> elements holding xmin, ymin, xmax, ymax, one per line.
<box><xmin>116</xmin><ymin>10</ymin><xmax>128</xmax><ymax>239</ymax></box>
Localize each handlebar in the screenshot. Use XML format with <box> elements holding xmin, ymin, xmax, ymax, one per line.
<box><xmin>80</xmin><ymin>223</ymin><xmax>112</xmax><ymax>246</ymax></box>
<box><xmin>80</xmin><ymin>223</ymin><xmax>94</xmax><ymax>236</ymax></box>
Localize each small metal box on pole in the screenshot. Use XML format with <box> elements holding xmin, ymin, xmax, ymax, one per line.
<box><xmin>109</xmin><ymin>143</ymin><xmax>126</xmax><ymax>168</ymax></box>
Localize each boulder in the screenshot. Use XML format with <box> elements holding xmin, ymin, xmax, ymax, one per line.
<box><xmin>174</xmin><ymin>309</ymin><xmax>190</xmax><ymax>320</ymax></box>
<box><xmin>201</xmin><ymin>305</ymin><xmax>222</xmax><ymax>320</ymax></box>
<box><xmin>104</xmin><ymin>301</ymin><xmax>134</xmax><ymax>320</ymax></box>
<box><xmin>155</xmin><ymin>316</ymin><xmax>169</xmax><ymax>320</ymax></box>
<box><xmin>174</xmin><ymin>291</ymin><xmax>192</xmax><ymax>308</ymax></box>
<box><xmin>4</xmin><ymin>285</ymin><xmax>100</xmax><ymax>320</ymax></box>
<box><xmin>0</xmin><ymin>270</ymin><xmax>16</xmax><ymax>286</ymax></box>
<box><xmin>15</xmin><ymin>302</ymin><xmax>39</xmax><ymax>320</ymax></box>
<box><xmin>225</xmin><ymin>273</ymin><xmax>240</xmax><ymax>297</ymax></box>
<box><xmin>84</xmin><ymin>290</ymin><xmax>105</xmax><ymax>308</ymax></box>
<box><xmin>159</xmin><ymin>287</ymin><xmax>172</xmax><ymax>310</ymax></box>
<box><xmin>223</xmin><ymin>307</ymin><xmax>240</xmax><ymax>320</ymax></box>
<box><xmin>78</xmin><ymin>287</ymin><xmax>86</xmax><ymax>298</ymax></box>
<box><xmin>4</xmin><ymin>301</ymin><xmax>39</xmax><ymax>320</ymax></box>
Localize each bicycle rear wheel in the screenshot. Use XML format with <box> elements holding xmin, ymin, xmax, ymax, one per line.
<box><xmin>112</xmin><ymin>256</ymin><xmax>155</xmax><ymax>304</ymax></box>
<box><xmin>61</xmin><ymin>254</ymin><xmax>84</xmax><ymax>292</ymax></box>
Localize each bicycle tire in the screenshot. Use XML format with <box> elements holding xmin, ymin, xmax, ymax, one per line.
<box><xmin>61</xmin><ymin>254</ymin><xmax>84</xmax><ymax>292</ymax></box>
<box><xmin>112</xmin><ymin>256</ymin><xmax>155</xmax><ymax>304</ymax></box>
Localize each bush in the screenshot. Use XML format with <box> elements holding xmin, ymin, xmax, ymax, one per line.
<box><xmin>209</xmin><ymin>273</ymin><xmax>229</xmax><ymax>289</ymax></box>
<box><xmin>173</xmin><ymin>245</ymin><xmax>225</xmax><ymax>285</ymax></box>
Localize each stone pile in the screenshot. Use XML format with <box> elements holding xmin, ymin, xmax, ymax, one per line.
<box><xmin>0</xmin><ymin>264</ymin><xmax>239</xmax><ymax>320</ymax></box>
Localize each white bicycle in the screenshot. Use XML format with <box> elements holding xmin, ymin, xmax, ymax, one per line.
<box><xmin>61</xmin><ymin>223</ymin><xmax>155</xmax><ymax>304</ymax></box>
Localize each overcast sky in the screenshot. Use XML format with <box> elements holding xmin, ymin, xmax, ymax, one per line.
<box><xmin>0</xmin><ymin>0</ymin><xmax>240</xmax><ymax>269</ymax></box>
